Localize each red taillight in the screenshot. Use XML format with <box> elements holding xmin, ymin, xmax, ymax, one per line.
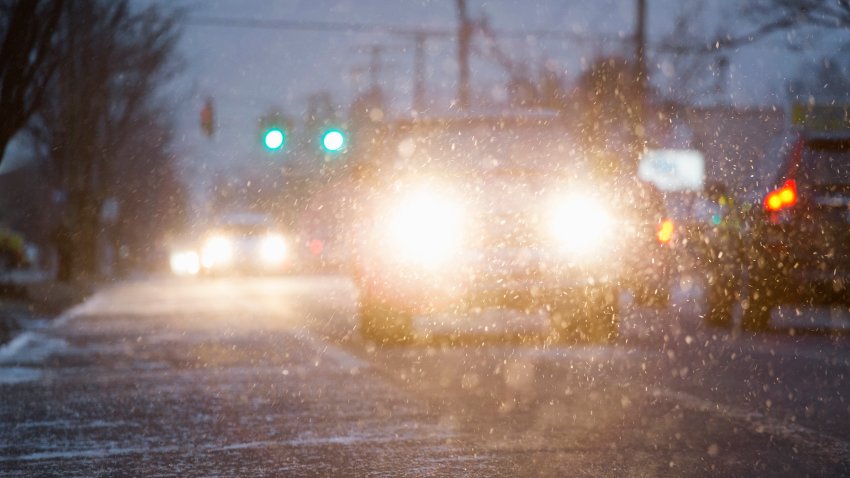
<box><xmin>657</xmin><ymin>219</ymin><xmax>674</xmax><ymax>244</ymax></box>
<box><xmin>309</xmin><ymin>239</ymin><xmax>324</xmax><ymax>255</ymax></box>
<box><xmin>764</xmin><ymin>179</ymin><xmax>797</xmax><ymax>212</ymax></box>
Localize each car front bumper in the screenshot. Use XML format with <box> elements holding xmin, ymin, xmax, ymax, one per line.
<box><xmin>356</xmin><ymin>247</ymin><xmax>638</xmax><ymax>313</ymax></box>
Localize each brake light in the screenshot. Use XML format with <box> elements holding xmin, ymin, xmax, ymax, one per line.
<box><xmin>657</xmin><ymin>219</ymin><xmax>674</xmax><ymax>244</ymax></box>
<box><xmin>764</xmin><ymin>179</ymin><xmax>797</xmax><ymax>212</ymax></box>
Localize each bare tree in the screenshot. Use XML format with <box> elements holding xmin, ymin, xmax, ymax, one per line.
<box><xmin>788</xmin><ymin>54</ymin><xmax>850</xmax><ymax>101</ymax></box>
<box><xmin>28</xmin><ymin>0</ymin><xmax>183</xmax><ymax>280</ymax></box>
<box><xmin>658</xmin><ymin>2</ymin><xmax>827</xmax><ymax>57</ymax></box>
<box><xmin>0</xmin><ymin>0</ymin><xmax>64</xmax><ymax>166</ymax></box>
<box><xmin>650</xmin><ymin>0</ymin><xmax>850</xmax><ymax>105</ymax></box>
<box><xmin>659</xmin><ymin>0</ymin><xmax>850</xmax><ymax>58</ymax></box>
<box><xmin>743</xmin><ymin>0</ymin><xmax>850</xmax><ymax>31</ymax></box>
<box><xmin>571</xmin><ymin>56</ymin><xmax>647</xmax><ymax>174</ymax></box>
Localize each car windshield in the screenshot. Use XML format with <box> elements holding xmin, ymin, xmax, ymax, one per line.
<box><xmin>215</xmin><ymin>224</ymin><xmax>271</xmax><ymax>236</ymax></box>
<box><xmin>395</xmin><ymin>121</ymin><xmax>579</xmax><ymax>171</ymax></box>
<box><xmin>3</xmin><ymin>1</ymin><xmax>850</xmax><ymax>476</ymax></box>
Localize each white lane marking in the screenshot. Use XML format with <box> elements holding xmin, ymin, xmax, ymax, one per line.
<box><xmin>0</xmin><ymin>429</ymin><xmax>457</xmax><ymax>463</ymax></box>
<box><xmin>206</xmin><ymin>431</ymin><xmax>453</xmax><ymax>451</ymax></box>
<box><xmin>654</xmin><ymin>387</ymin><xmax>850</xmax><ymax>462</ymax></box>
<box><xmin>11</xmin><ymin>419</ymin><xmax>135</xmax><ymax>431</ymax></box>
<box><xmin>0</xmin><ymin>445</ymin><xmax>181</xmax><ymax>462</ymax></box>
<box><xmin>0</xmin><ymin>367</ymin><xmax>42</xmax><ymax>385</ymax></box>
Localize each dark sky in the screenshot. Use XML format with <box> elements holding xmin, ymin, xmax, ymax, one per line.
<box><xmin>170</xmin><ymin>1</ymin><xmax>833</xmax><ymax>177</ymax></box>
<box><xmin>1</xmin><ymin>1</ymin><xmax>835</xmax><ymax>183</ymax></box>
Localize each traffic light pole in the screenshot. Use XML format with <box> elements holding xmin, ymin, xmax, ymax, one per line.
<box><xmin>413</xmin><ymin>32</ymin><xmax>426</xmax><ymax>113</ymax></box>
<box><xmin>635</xmin><ymin>0</ymin><xmax>647</xmax><ymax>139</ymax></box>
<box><xmin>632</xmin><ymin>0</ymin><xmax>648</xmax><ymax>172</ymax></box>
<box><xmin>456</xmin><ymin>0</ymin><xmax>472</xmax><ymax>109</ymax></box>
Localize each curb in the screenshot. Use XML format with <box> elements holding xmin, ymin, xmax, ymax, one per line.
<box><xmin>0</xmin><ymin>281</ymin><xmax>92</xmax><ymax>345</ymax></box>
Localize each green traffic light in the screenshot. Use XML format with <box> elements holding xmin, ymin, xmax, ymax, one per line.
<box><xmin>321</xmin><ymin>129</ymin><xmax>345</xmax><ymax>152</ymax></box>
<box><xmin>263</xmin><ymin>128</ymin><xmax>285</xmax><ymax>150</ymax></box>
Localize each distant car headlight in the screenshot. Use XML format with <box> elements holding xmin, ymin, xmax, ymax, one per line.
<box><xmin>385</xmin><ymin>188</ymin><xmax>465</xmax><ymax>267</ymax></box>
<box><xmin>548</xmin><ymin>194</ymin><xmax>615</xmax><ymax>256</ymax></box>
<box><xmin>201</xmin><ymin>235</ymin><xmax>233</xmax><ymax>268</ymax></box>
<box><xmin>170</xmin><ymin>250</ymin><xmax>200</xmax><ymax>276</ymax></box>
<box><xmin>260</xmin><ymin>234</ymin><xmax>287</xmax><ymax>265</ymax></box>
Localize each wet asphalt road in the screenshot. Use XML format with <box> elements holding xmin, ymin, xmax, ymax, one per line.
<box><xmin>1</xmin><ymin>276</ymin><xmax>849</xmax><ymax>476</ymax></box>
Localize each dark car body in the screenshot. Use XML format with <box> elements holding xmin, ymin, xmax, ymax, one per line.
<box><xmin>708</xmin><ymin>131</ymin><xmax>850</xmax><ymax>330</ymax></box>
<box><xmin>752</xmin><ymin>133</ymin><xmax>850</xmax><ymax>326</ymax></box>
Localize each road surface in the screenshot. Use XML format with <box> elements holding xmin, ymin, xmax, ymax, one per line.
<box><xmin>1</xmin><ymin>276</ymin><xmax>849</xmax><ymax>476</ymax></box>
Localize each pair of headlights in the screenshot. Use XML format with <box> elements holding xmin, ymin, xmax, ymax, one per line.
<box><xmin>198</xmin><ymin>234</ymin><xmax>288</xmax><ymax>270</ymax></box>
<box><xmin>382</xmin><ymin>188</ymin><xmax>617</xmax><ymax>267</ymax></box>
<box><xmin>170</xmin><ymin>250</ymin><xmax>200</xmax><ymax>276</ymax></box>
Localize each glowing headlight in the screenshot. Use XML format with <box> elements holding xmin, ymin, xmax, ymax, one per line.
<box><xmin>385</xmin><ymin>188</ymin><xmax>465</xmax><ymax>267</ymax></box>
<box><xmin>201</xmin><ymin>235</ymin><xmax>233</xmax><ymax>268</ymax></box>
<box><xmin>549</xmin><ymin>194</ymin><xmax>615</xmax><ymax>255</ymax></box>
<box><xmin>260</xmin><ymin>234</ymin><xmax>287</xmax><ymax>265</ymax></box>
<box><xmin>170</xmin><ymin>250</ymin><xmax>200</xmax><ymax>276</ymax></box>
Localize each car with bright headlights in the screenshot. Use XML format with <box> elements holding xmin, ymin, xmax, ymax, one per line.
<box><xmin>350</xmin><ymin>113</ymin><xmax>673</xmax><ymax>344</ymax></box>
<box><xmin>197</xmin><ymin>212</ymin><xmax>290</xmax><ymax>275</ymax></box>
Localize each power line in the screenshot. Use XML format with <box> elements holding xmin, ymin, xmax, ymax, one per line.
<box><xmin>182</xmin><ymin>15</ymin><xmax>621</xmax><ymax>45</ymax></box>
<box><xmin>183</xmin><ymin>16</ymin><xmax>453</xmax><ymax>37</ymax></box>
<box><xmin>182</xmin><ymin>15</ymin><xmax>808</xmax><ymax>53</ymax></box>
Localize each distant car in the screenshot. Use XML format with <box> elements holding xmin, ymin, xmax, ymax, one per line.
<box><xmin>168</xmin><ymin>244</ymin><xmax>200</xmax><ymax>276</ymax></box>
<box><xmin>350</xmin><ymin>112</ymin><xmax>674</xmax><ymax>344</ymax></box>
<box><xmin>707</xmin><ymin>131</ymin><xmax>850</xmax><ymax>330</ymax></box>
<box><xmin>196</xmin><ymin>213</ymin><xmax>291</xmax><ymax>276</ymax></box>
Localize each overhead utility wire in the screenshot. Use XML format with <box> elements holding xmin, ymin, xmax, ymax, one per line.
<box><xmin>183</xmin><ymin>15</ymin><xmax>797</xmax><ymax>54</ymax></box>
<box><xmin>182</xmin><ymin>15</ymin><xmax>620</xmax><ymax>45</ymax></box>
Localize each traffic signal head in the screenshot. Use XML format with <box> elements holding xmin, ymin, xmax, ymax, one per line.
<box><xmin>200</xmin><ymin>99</ymin><xmax>214</xmax><ymax>137</ymax></box>
<box><xmin>263</xmin><ymin>127</ymin><xmax>285</xmax><ymax>151</ymax></box>
<box><xmin>321</xmin><ymin>128</ymin><xmax>346</xmax><ymax>153</ymax></box>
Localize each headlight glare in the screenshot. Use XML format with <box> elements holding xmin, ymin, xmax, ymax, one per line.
<box><xmin>260</xmin><ymin>234</ymin><xmax>287</xmax><ymax>265</ymax></box>
<box><xmin>386</xmin><ymin>188</ymin><xmax>465</xmax><ymax>267</ymax></box>
<box><xmin>170</xmin><ymin>250</ymin><xmax>200</xmax><ymax>275</ymax></box>
<box><xmin>201</xmin><ymin>235</ymin><xmax>233</xmax><ymax>268</ymax></box>
<box><xmin>549</xmin><ymin>194</ymin><xmax>615</xmax><ymax>255</ymax></box>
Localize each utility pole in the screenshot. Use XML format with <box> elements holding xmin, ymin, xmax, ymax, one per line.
<box><xmin>368</xmin><ymin>44</ymin><xmax>384</xmax><ymax>90</ymax></box>
<box><xmin>634</xmin><ymin>0</ymin><xmax>647</xmax><ymax>140</ymax></box>
<box><xmin>456</xmin><ymin>0</ymin><xmax>472</xmax><ymax>109</ymax></box>
<box><xmin>413</xmin><ymin>32</ymin><xmax>426</xmax><ymax>113</ymax></box>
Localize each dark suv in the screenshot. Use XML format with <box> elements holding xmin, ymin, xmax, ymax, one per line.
<box><xmin>350</xmin><ymin>113</ymin><xmax>674</xmax><ymax>344</ymax></box>
<box><xmin>707</xmin><ymin>132</ymin><xmax>850</xmax><ymax>331</ymax></box>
